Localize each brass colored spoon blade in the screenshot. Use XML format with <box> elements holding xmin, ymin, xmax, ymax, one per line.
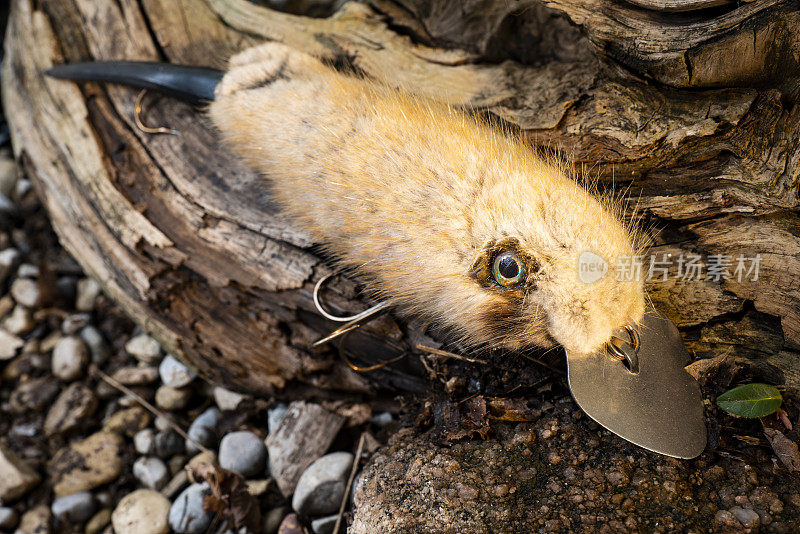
<box><xmin>565</xmin><ymin>307</ymin><xmax>707</xmax><ymax>459</ymax></box>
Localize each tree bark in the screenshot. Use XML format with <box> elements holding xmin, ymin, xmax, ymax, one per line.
<box><xmin>2</xmin><ymin>0</ymin><xmax>799</xmax><ymax>399</ymax></box>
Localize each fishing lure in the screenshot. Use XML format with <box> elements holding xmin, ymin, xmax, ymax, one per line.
<box><xmin>47</xmin><ymin>42</ymin><xmax>706</xmax><ymax>458</ymax></box>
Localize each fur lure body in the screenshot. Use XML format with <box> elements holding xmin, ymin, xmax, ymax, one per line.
<box><xmin>209</xmin><ymin>44</ymin><xmax>644</xmax><ymax>355</ymax></box>
<box><xmin>49</xmin><ymin>43</ymin><xmax>646</xmax><ymax>356</ymax></box>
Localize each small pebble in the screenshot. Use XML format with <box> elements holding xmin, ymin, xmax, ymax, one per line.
<box><xmin>10</xmin><ymin>277</ymin><xmax>40</xmax><ymax>308</ymax></box>
<box><xmin>112</xmin><ymin>489</ymin><xmax>170</xmax><ymax>534</ymax></box>
<box><xmin>133</xmin><ymin>457</ymin><xmax>169</xmax><ymax>490</ymax></box>
<box><xmin>0</xmin><ymin>440</ymin><xmax>41</xmax><ymax>501</ymax></box>
<box><xmin>51</xmin><ymin>336</ymin><xmax>89</xmax><ymax>381</ymax></box>
<box><xmin>0</xmin><ymin>328</ymin><xmax>24</xmax><ymax>360</ymax></box>
<box><xmin>51</xmin><ymin>491</ymin><xmax>96</xmax><ymax>523</ymax></box>
<box><xmin>85</xmin><ymin>508</ymin><xmax>112</xmax><ymax>534</ymax></box>
<box><xmin>169</xmin><ymin>455</ymin><xmax>187</xmax><ymax>476</ymax></box>
<box><xmin>44</xmin><ymin>382</ymin><xmax>98</xmax><ymax>436</ymax></box>
<box><xmin>369</xmin><ymin>411</ymin><xmax>394</xmax><ymax>427</ymax></box>
<box><xmin>61</xmin><ymin>313</ymin><xmax>90</xmax><ymax>335</ymax></box>
<box><xmin>292</xmin><ymin>452</ymin><xmax>354</xmax><ymax>517</ymax></box>
<box><xmin>169</xmin><ymin>483</ymin><xmax>213</xmax><ymax>534</ymax></box>
<box><xmin>134</xmin><ymin>429</ymin><xmax>156</xmax><ymax>455</ymax></box>
<box><xmin>186</xmin><ymin>407</ymin><xmax>221</xmax><ymax>454</ymax></box>
<box><xmin>278</xmin><ymin>513</ymin><xmax>306</xmax><ymax>534</ymax></box>
<box><xmin>311</xmin><ymin>514</ymin><xmax>339</xmax><ymax>534</ymax></box>
<box><xmin>19</xmin><ymin>505</ymin><xmax>50</xmax><ymax>534</ymax></box>
<box><xmin>16</xmin><ymin>263</ymin><xmax>39</xmax><ymax>279</ymax></box>
<box><xmin>267</xmin><ymin>403</ymin><xmax>289</xmax><ymax>434</ymax></box>
<box><xmin>263</xmin><ymin>506</ymin><xmax>290</xmax><ymax>534</ymax></box>
<box><xmin>155</xmin><ymin>385</ymin><xmax>192</xmax><ymax>411</ymax></box>
<box><xmin>0</xmin><ymin>248</ymin><xmax>20</xmax><ymax>285</ymax></box>
<box><xmin>79</xmin><ymin>326</ymin><xmax>110</xmax><ymax>364</ymax></box>
<box><xmin>110</xmin><ymin>366</ymin><xmax>159</xmax><ymax>386</ymax></box>
<box><xmin>75</xmin><ymin>278</ymin><xmax>101</xmax><ymax>312</ymax></box>
<box><xmin>159</xmin><ymin>355</ymin><xmax>196</xmax><ymax>388</ymax></box>
<box><xmin>219</xmin><ymin>431</ymin><xmax>268</xmax><ymax>478</ymax></box>
<box><xmin>213</xmin><ymin>386</ymin><xmax>248</xmax><ymax>411</ymax></box>
<box><xmin>103</xmin><ymin>407</ymin><xmax>151</xmax><ymax>437</ymax></box>
<box><xmin>154</xmin><ymin>429</ymin><xmax>185</xmax><ymax>458</ymax></box>
<box><xmin>187</xmin><ymin>451</ymin><xmax>217</xmax><ymax>483</ymax></box>
<box><xmin>0</xmin><ymin>507</ymin><xmax>19</xmax><ymax>530</ymax></box>
<box><xmin>3</xmin><ymin>305</ymin><xmax>34</xmax><ymax>335</ymax></box>
<box><xmin>730</xmin><ymin>506</ymin><xmax>760</xmax><ymax>529</ymax></box>
<box><xmin>125</xmin><ymin>334</ymin><xmax>162</xmax><ymax>364</ymax></box>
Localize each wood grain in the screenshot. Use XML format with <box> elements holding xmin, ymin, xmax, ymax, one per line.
<box><xmin>2</xmin><ymin>0</ymin><xmax>798</xmax><ymax>393</ymax></box>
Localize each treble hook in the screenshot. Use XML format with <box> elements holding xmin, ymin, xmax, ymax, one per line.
<box><xmin>311</xmin><ymin>272</ymin><xmax>389</xmax><ymax>347</ymax></box>
<box><xmin>311</xmin><ymin>272</ymin><xmax>403</xmax><ymax>372</ymax></box>
<box><xmin>134</xmin><ymin>90</ymin><xmax>178</xmax><ymax>135</ymax></box>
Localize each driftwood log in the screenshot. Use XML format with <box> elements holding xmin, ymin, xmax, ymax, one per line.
<box><xmin>2</xmin><ymin>0</ymin><xmax>800</xmax><ymax>403</ymax></box>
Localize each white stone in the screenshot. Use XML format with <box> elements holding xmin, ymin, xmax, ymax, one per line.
<box><xmin>218</xmin><ymin>431</ymin><xmax>267</xmax><ymax>478</ymax></box>
<box><xmin>75</xmin><ymin>278</ymin><xmax>101</xmax><ymax>312</ymax></box>
<box><xmin>213</xmin><ymin>386</ymin><xmax>248</xmax><ymax>411</ymax></box>
<box><xmin>134</xmin><ymin>429</ymin><xmax>156</xmax><ymax>456</ymax></box>
<box><xmin>0</xmin><ymin>248</ymin><xmax>20</xmax><ymax>285</ymax></box>
<box><xmin>133</xmin><ymin>457</ymin><xmax>169</xmax><ymax>490</ymax></box>
<box><xmin>112</xmin><ymin>489</ymin><xmax>170</xmax><ymax>534</ymax></box>
<box><xmin>51</xmin><ymin>491</ymin><xmax>96</xmax><ymax>522</ymax></box>
<box><xmin>9</xmin><ymin>278</ymin><xmax>40</xmax><ymax>308</ymax></box>
<box><xmin>0</xmin><ymin>507</ymin><xmax>18</xmax><ymax>530</ymax></box>
<box><xmin>0</xmin><ymin>328</ymin><xmax>24</xmax><ymax>360</ymax></box>
<box><xmin>159</xmin><ymin>355</ymin><xmax>196</xmax><ymax>388</ymax></box>
<box><xmin>80</xmin><ymin>326</ymin><xmax>110</xmax><ymax>364</ymax></box>
<box><xmin>169</xmin><ymin>483</ymin><xmax>213</xmax><ymax>534</ymax></box>
<box><xmin>0</xmin><ymin>441</ymin><xmax>41</xmax><ymax>502</ymax></box>
<box><xmin>51</xmin><ymin>336</ymin><xmax>89</xmax><ymax>381</ymax></box>
<box><xmin>155</xmin><ymin>386</ymin><xmax>192</xmax><ymax>411</ymax></box>
<box><xmin>2</xmin><ymin>306</ymin><xmax>33</xmax><ymax>335</ymax></box>
<box><xmin>125</xmin><ymin>334</ymin><xmax>162</xmax><ymax>364</ymax></box>
<box><xmin>292</xmin><ymin>452</ymin><xmax>354</xmax><ymax>517</ymax></box>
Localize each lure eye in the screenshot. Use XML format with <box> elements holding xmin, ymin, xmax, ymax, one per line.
<box><xmin>492</xmin><ymin>251</ymin><xmax>525</xmax><ymax>287</ymax></box>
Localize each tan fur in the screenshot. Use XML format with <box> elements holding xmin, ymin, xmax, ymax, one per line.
<box><xmin>208</xmin><ymin>43</ymin><xmax>645</xmax><ymax>355</ymax></box>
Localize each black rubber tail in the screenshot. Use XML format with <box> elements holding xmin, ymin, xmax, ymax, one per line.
<box><xmin>46</xmin><ymin>61</ymin><xmax>223</xmax><ymax>106</ymax></box>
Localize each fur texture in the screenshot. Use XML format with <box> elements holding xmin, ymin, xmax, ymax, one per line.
<box><xmin>209</xmin><ymin>43</ymin><xmax>645</xmax><ymax>355</ymax></box>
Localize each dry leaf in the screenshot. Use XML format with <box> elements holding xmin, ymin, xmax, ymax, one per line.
<box><xmin>763</xmin><ymin>427</ymin><xmax>800</xmax><ymax>472</ymax></box>
<box><xmin>190</xmin><ymin>461</ymin><xmax>262</xmax><ymax>532</ymax></box>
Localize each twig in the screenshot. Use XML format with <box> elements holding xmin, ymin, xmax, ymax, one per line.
<box><xmin>333</xmin><ymin>432</ymin><xmax>366</xmax><ymax>534</ymax></box>
<box><xmin>90</xmin><ymin>365</ymin><xmax>212</xmax><ymax>454</ymax></box>
<box><xmin>521</xmin><ymin>353</ymin><xmax>566</xmax><ymax>376</ymax></box>
<box><xmin>416</xmin><ymin>344</ymin><xmax>488</xmax><ymax>365</ymax></box>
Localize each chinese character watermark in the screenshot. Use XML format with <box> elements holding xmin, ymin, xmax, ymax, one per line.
<box><xmin>576</xmin><ymin>251</ymin><xmax>761</xmax><ymax>284</ymax></box>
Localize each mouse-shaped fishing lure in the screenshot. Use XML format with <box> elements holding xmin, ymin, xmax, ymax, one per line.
<box><xmin>47</xmin><ymin>43</ymin><xmax>706</xmax><ymax>458</ymax></box>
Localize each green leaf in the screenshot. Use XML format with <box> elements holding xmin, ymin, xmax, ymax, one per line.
<box><xmin>716</xmin><ymin>383</ymin><xmax>783</xmax><ymax>418</ymax></box>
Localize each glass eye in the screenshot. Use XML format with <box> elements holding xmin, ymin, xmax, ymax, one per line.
<box><xmin>492</xmin><ymin>251</ymin><xmax>525</xmax><ymax>287</ymax></box>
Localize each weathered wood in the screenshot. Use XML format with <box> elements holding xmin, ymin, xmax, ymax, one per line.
<box><xmin>2</xmin><ymin>0</ymin><xmax>799</xmax><ymax>399</ymax></box>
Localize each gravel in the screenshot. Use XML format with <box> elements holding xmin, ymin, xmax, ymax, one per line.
<box><xmin>125</xmin><ymin>334</ymin><xmax>162</xmax><ymax>364</ymax></box>
<box><xmin>0</xmin><ymin>507</ymin><xmax>19</xmax><ymax>530</ymax></box>
<box><xmin>112</xmin><ymin>490</ymin><xmax>171</xmax><ymax>534</ymax></box>
<box><xmin>159</xmin><ymin>355</ymin><xmax>196</xmax><ymax>388</ymax></box>
<box><xmin>133</xmin><ymin>457</ymin><xmax>170</xmax><ymax>490</ymax></box>
<box><xmin>51</xmin><ymin>336</ymin><xmax>89</xmax><ymax>381</ymax></box>
<box><xmin>218</xmin><ymin>430</ymin><xmax>268</xmax><ymax>478</ymax></box>
<box><xmin>134</xmin><ymin>428</ymin><xmax>156</xmax><ymax>455</ymax></box>
<box><xmin>292</xmin><ymin>452</ymin><xmax>353</xmax><ymax>517</ymax></box>
<box><xmin>51</xmin><ymin>491</ymin><xmax>96</xmax><ymax>523</ymax></box>
<box><xmin>186</xmin><ymin>407</ymin><xmax>221</xmax><ymax>454</ymax></box>
<box><xmin>168</xmin><ymin>483</ymin><xmax>213</xmax><ymax>534</ymax></box>
<box><xmin>154</xmin><ymin>429</ymin><xmax>185</xmax><ymax>459</ymax></box>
